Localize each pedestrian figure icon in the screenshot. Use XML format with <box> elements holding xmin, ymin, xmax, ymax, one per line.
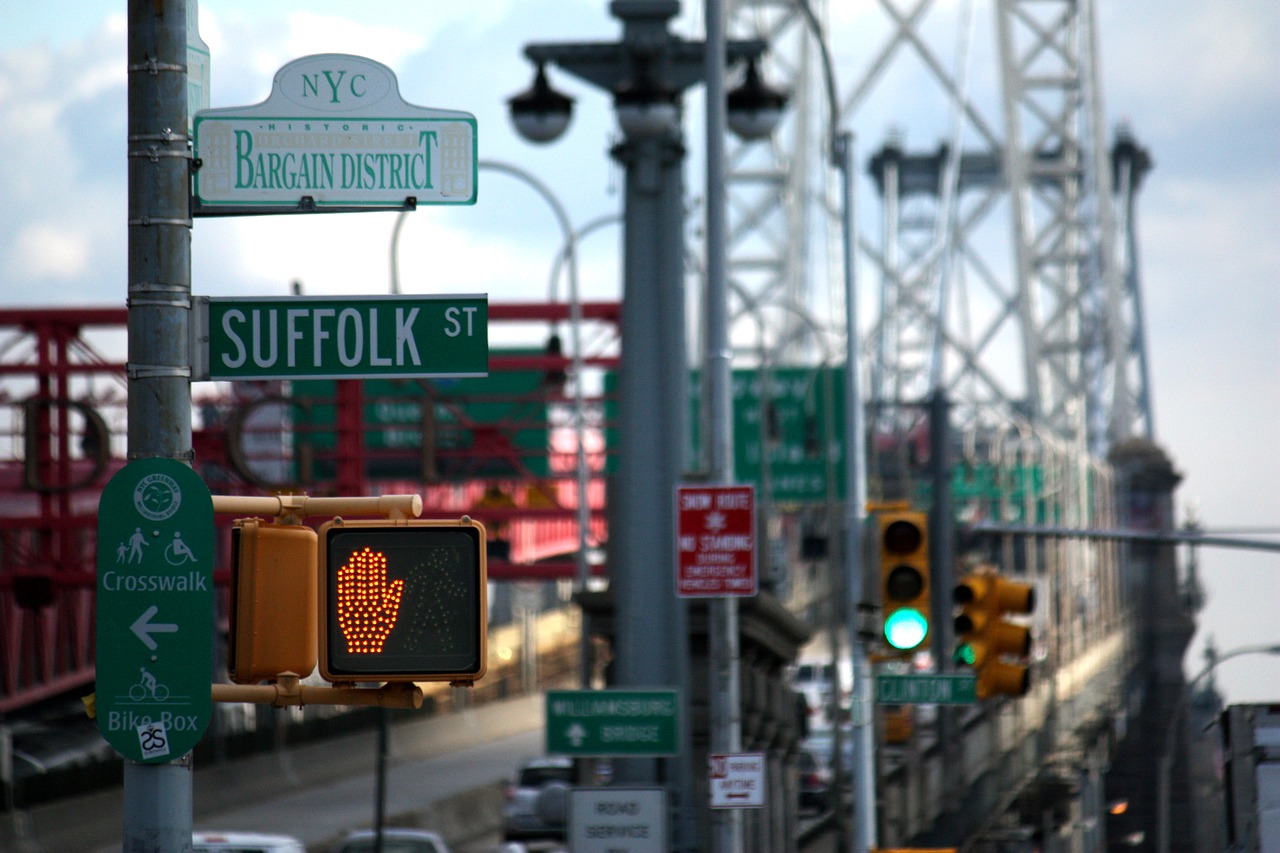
<box><xmin>127</xmin><ymin>527</ymin><xmax>148</xmax><ymax>563</ymax></box>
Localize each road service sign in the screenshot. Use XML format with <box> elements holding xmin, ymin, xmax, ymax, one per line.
<box><xmin>545</xmin><ymin>690</ymin><xmax>680</xmax><ymax>756</ymax></box>
<box><xmin>193</xmin><ymin>53</ymin><xmax>476</xmax><ymax>212</ymax></box>
<box><xmin>569</xmin><ymin>787</ymin><xmax>666</xmax><ymax>853</ymax></box>
<box><xmin>709</xmin><ymin>752</ymin><xmax>766</xmax><ymax>808</ymax></box>
<box><xmin>192</xmin><ymin>294</ymin><xmax>488</xmax><ymax>381</ymax></box>
<box><xmin>95</xmin><ymin>458</ymin><xmax>214</xmax><ymax>763</ymax></box>
<box><xmin>676</xmin><ymin>484</ymin><xmax>756</xmax><ymax>597</ymax></box>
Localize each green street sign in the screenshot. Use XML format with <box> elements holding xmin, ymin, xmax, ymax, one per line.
<box><xmin>95</xmin><ymin>458</ymin><xmax>215</xmax><ymax>763</ymax></box>
<box><xmin>875</xmin><ymin>673</ymin><xmax>977</xmax><ymax>705</ymax></box>
<box><xmin>545</xmin><ymin>689</ymin><xmax>680</xmax><ymax>756</ymax></box>
<box><xmin>192</xmin><ymin>294</ymin><xmax>488</xmax><ymax>381</ymax></box>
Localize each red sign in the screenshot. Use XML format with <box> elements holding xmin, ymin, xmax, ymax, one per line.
<box><xmin>676</xmin><ymin>485</ymin><xmax>756</xmax><ymax>597</ymax></box>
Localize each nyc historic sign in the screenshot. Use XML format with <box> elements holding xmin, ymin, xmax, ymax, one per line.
<box><xmin>192</xmin><ymin>294</ymin><xmax>488</xmax><ymax>381</ymax></box>
<box><xmin>192</xmin><ymin>54</ymin><xmax>477</xmax><ymax>213</ymax></box>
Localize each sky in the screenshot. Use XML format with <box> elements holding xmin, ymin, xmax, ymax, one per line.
<box><xmin>1</xmin><ymin>1</ymin><xmax>1277</xmax><ymax>704</ymax></box>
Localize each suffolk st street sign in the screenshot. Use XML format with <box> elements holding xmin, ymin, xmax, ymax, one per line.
<box><xmin>192</xmin><ymin>54</ymin><xmax>476</xmax><ymax>213</ymax></box>
<box><xmin>192</xmin><ymin>294</ymin><xmax>488</xmax><ymax>381</ymax></box>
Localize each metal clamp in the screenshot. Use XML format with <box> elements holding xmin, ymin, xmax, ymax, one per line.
<box><xmin>127</xmin><ymin>295</ymin><xmax>191</xmax><ymax>310</ymax></box>
<box><xmin>128</xmin><ymin>130</ymin><xmax>189</xmax><ymax>145</ymax></box>
<box><xmin>127</xmin><ymin>216</ymin><xmax>193</xmax><ymax>227</ymax></box>
<box><xmin>127</xmin><ymin>59</ymin><xmax>186</xmax><ymax>75</ymax></box>
<box><xmin>126</xmin><ymin>449</ymin><xmax>195</xmax><ymax>462</ymax></box>
<box><xmin>125</xmin><ymin>363</ymin><xmax>192</xmax><ymax>380</ymax></box>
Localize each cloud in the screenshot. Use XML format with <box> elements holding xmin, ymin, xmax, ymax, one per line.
<box><xmin>12</xmin><ymin>222</ymin><xmax>91</xmax><ymax>279</ymax></box>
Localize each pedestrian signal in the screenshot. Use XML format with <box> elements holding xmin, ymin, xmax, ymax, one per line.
<box><xmin>318</xmin><ymin>518</ymin><xmax>487</xmax><ymax>684</ymax></box>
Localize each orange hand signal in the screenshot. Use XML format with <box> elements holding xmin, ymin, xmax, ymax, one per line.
<box><xmin>335</xmin><ymin>547</ymin><xmax>405</xmax><ymax>654</ymax></box>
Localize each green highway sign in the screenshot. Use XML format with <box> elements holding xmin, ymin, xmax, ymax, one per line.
<box><xmin>95</xmin><ymin>458</ymin><xmax>215</xmax><ymax>763</ymax></box>
<box><xmin>876</xmin><ymin>673</ymin><xmax>977</xmax><ymax>705</ymax></box>
<box><xmin>193</xmin><ymin>294</ymin><xmax>488</xmax><ymax>381</ymax></box>
<box><xmin>606</xmin><ymin>365</ymin><xmax>847</xmax><ymax>503</ymax></box>
<box><xmin>545</xmin><ymin>689</ymin><xmax>680</xmax><ymax>756</ymax></box>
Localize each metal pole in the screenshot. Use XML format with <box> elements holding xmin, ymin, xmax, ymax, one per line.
<box><xmin>126</xmin><ymin>0</ymin><xmax>194</xmax><ymax>849</ymax></box>
<box><xmin>704</xmin><ymin>3</ymin><xmax>742</xmax><ymax>852</ymax></box>
<box><xmin>373</xmin><ymin>709</ymin><xmax>388</xmax><ymax>853</ymax></box>
<box><xmin>837</xmin><ymin>130</ymin><xmax>877</xmax><ymax>853</ymax></box>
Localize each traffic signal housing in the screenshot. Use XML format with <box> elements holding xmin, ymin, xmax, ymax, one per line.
<box><xmin>877</xmin><ymin>509</ymin><xmax>930</xmax><ymax>652</ymax></box>
<box><xmin>318</xmin><ymin>518</ymin><xmax>488</xmax><ymax>684</ymax></box>
<box><xmin>953</xmin><ymin>568</ymin><xmax>1035</xmax><ymax>699</ymax></box>
<box><xmin>228</xmin><ymin>518</ymin><xmax>318</xmax><ymax>684</ymax></box>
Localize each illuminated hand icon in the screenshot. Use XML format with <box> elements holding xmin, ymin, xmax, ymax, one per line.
<box><xmin>336</xmin><ymin>547</ymin><xmax>405</xmax><ymax>654</ymax></box>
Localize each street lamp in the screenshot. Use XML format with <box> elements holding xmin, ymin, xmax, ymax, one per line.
<box><xmin>793</xmin><ymin>1</ymin><xmax>875</xmax><ymax>851</ymax></box>
<box><xmin>388</xmin><ymin>159</ymin><xmax>594</xmax><ymax>610</ymax></box>
<box><xmin>1157</xmin><ymin>643</ymin><xmax>1280</xmax><ymax>853</ymax></box>
<box><xmin>509</xmin><ymin>4</ymin><xmax>783</xmax><ymax>851</ymax></box>
<box><xmin>507</xmin><ymin>62</ymin><xmax>574</xmax><ymax>143</ymax></box>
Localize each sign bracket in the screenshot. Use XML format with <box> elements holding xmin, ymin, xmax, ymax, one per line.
<box><xmin>190</xmin><ymin>194</ymin><xmax>420</xmax><ymax>218</ymax></box>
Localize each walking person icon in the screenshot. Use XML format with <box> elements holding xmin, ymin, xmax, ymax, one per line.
<box><xmin>127</xmin><ymin>527</ymin><xmax>149</xmax><ymax>563</ymax></box>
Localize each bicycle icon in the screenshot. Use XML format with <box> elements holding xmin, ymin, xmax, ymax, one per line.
<box><xmin>128</xmin><ymin>667</ymin><xmax>170</xmax><ymax>702</ymax></box>
<box><xmin>164</xmin><ymin>531</ymin><xmax>197</xmax><ymax>566</ymax></box>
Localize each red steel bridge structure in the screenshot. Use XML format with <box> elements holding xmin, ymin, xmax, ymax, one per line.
<box><xmin>0</xmin><ymin>302</ymin><xmax>619</xmax><ymax>713</ymax></box>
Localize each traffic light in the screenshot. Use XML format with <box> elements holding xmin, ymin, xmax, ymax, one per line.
<box><xmin>228</xmin><ymin>518</ymin><xmax>318</xmax><ymax>684</ymax></box>
<box><xmin>953</xmin><ymin>568</ymin><xmax>1035</xmax><ymax>699</ymax></box>
<box><xmin>877</xmin><ymin>509</ymin><xmax>930</xmax><ymax>652</ymax></box>
<box><xmin>318</xmin><ymin>518</ymin><xmax>488</xmax><ymax>684</ymax></box>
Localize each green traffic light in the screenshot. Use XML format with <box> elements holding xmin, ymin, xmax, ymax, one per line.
<box><xmin>953</xmin><ymin>642</ymin><xmax>977</xmax><ymax>666</ymax></box>
<box><xmin>883</xmin><ymin>607</ymin><xmax>928</xmax><ymax>650</ymax></box>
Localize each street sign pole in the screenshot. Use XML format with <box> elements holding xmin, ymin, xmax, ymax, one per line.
<box><xmin>125</xmin><ymin>1</ymin><xmax>197</xmax><ymax>850</ymax></box>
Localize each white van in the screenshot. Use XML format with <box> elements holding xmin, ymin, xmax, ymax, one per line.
<box><xmin>192</xmin><ymin>831</ymin><xmax>307</xmax><ymax>853</ymax></box>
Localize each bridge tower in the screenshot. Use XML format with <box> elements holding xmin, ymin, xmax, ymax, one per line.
<box><xmin>722</xmin><ymin>0</ymin><xmax>1154</xmax><ymax>456</ymax></box>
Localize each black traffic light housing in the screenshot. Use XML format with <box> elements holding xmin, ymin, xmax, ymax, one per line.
<box><xmin>318</xmin><ymin>517</ymin><xmax>488</xmax><ymax>684</ymax></box>
<box><xmin>953</xmin><ymin>567</ymin><xmax>1035</xmax><ymax>699</ymax></box>
<box><xmin>877</xmin><ymin>509</ymin><xmax>931</xmax><ymax>652</ymax></box>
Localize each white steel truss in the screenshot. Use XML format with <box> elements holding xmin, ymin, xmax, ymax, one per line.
<box><xmin>720</xmin><ymin>0</ymin><xmax>1155</xmax><ymax>457</ymax></box>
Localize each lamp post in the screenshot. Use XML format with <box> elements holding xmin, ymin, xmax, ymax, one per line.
<box><xmin>1157</xmin><ymin>643</ymin><xmax>1280</xmax><ymax>853</ymax></box>
<box><xmin>510</xmin><ymin>4</ymin><xmax>782</xmax><ymax>850</ymax></box>
<box><xmin>389</xmin><ymin>159</ymin><xmax>597</xmax><ymax>687</ymax></box>
<box><xmin>793</xmin><ymin>2</ymin><xmax>875</xmax><ymax>850</ymax></box>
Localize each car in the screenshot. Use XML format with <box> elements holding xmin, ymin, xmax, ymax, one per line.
<box><xmin>191</xmin><ymin>831</ymin><xmax>307</xmax><ymax>853</ymax></box>
<box><xmin>501</xmin><ymin>755</ymin><xmax>575</xmax><ymax>842</ymax></box>
<box><xmin>795</xmin><ymin>748</ymin><xmax>832</xmax><ymax>813</ymax></box>
<box><xmin>334</xmin><ymin>827</ymin><xmax>451</xmax><ymax>853</ymax></box>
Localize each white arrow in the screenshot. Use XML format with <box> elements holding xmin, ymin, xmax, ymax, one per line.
<box><xmin>566</xmin><ymin>723</ymin><xmax>588</xmax><ymax>748</ymax></box>
<box><xmin>131</xmin><ymin>605</ymin><xmax>178</xmax><ymax>651</ymax></box>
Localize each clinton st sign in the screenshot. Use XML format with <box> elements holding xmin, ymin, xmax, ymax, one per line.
<box><xmin>193</xmin><ymin>54</ymin><xmax>476</xmax><ymax>212</ymax></box>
